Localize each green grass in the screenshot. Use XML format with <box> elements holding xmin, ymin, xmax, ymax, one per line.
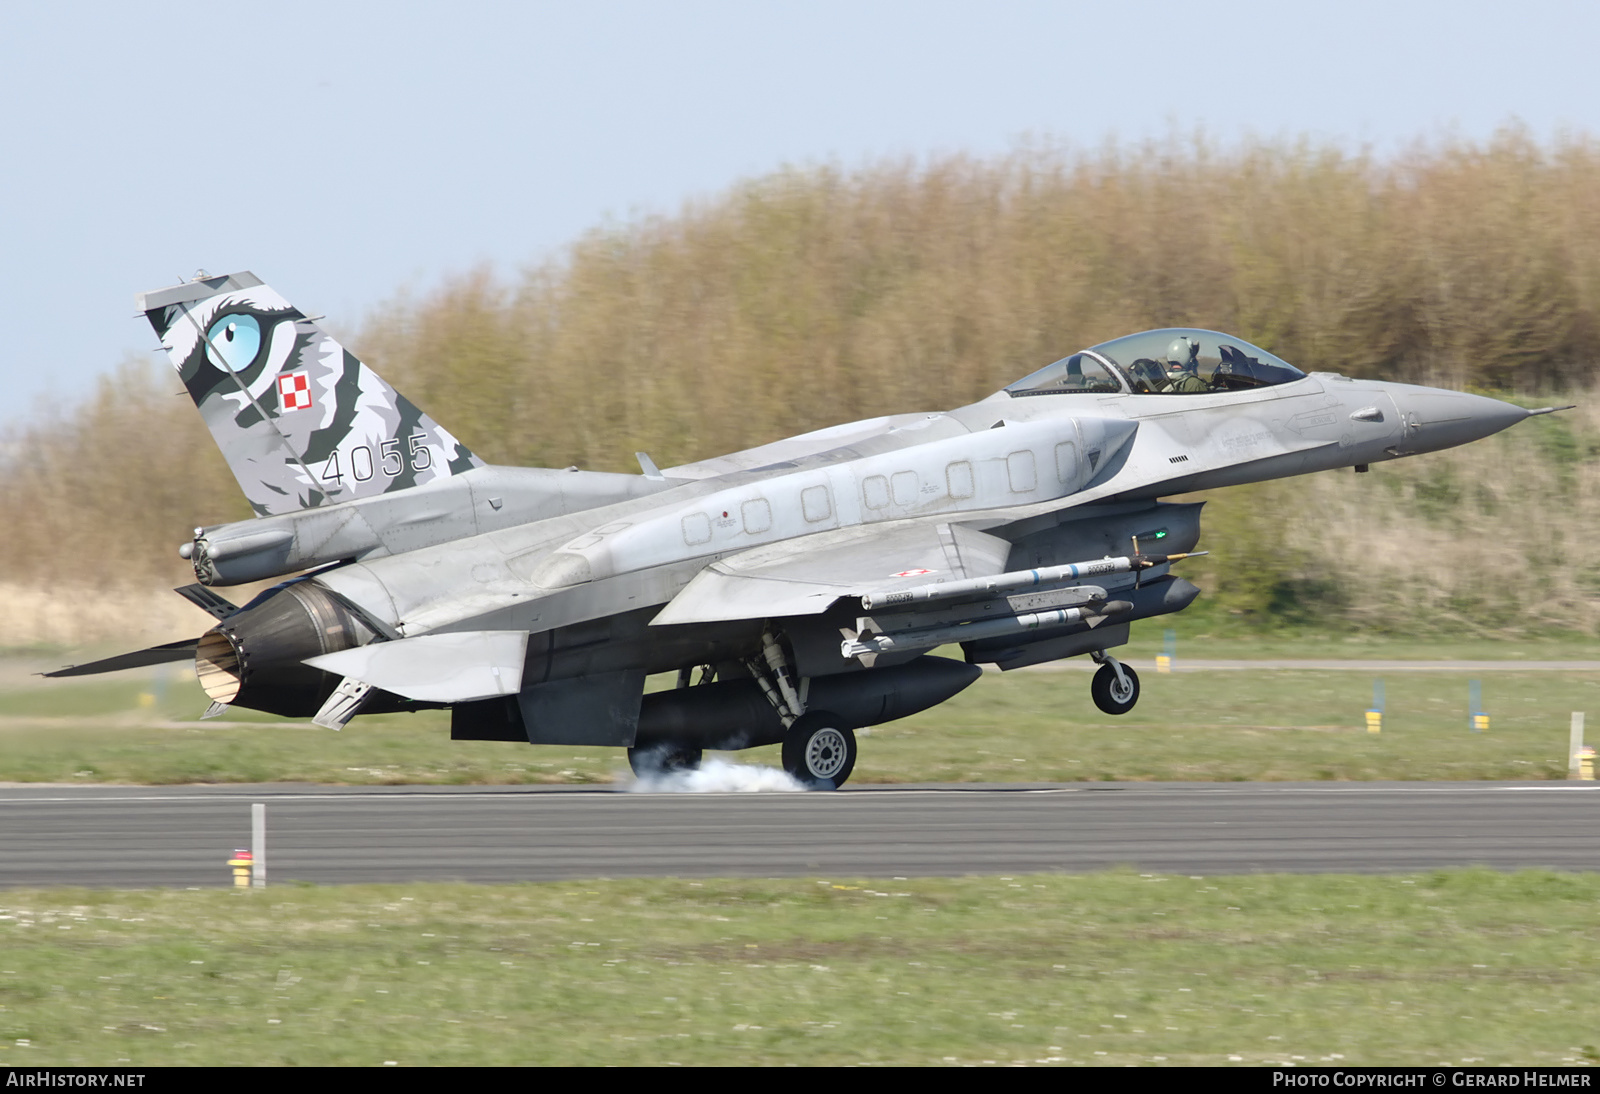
<box><xmin>866</xmin><ymin>665</ymin><xmax>1597</xmax><ymax>783</ymax></box>
<box><xmin>1116</xmin><ymin>630</ymin><xmax>1600</xmax><ymax>662</ymax></box>
<box><xmin>1</xmin><ymin>871</ymin><xmax>1597</xmax><ymax>1066</ymax></box>
<box><xmin>2</xmin><ymin>645</ymin><xmax>1595</xmax><ymax>784</ymax></box>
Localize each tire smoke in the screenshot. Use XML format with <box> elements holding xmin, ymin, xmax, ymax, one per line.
<box><xmin>625</xmin><ymin>756</ymin><xmax>806</xmax><ymax>793</ymax></box>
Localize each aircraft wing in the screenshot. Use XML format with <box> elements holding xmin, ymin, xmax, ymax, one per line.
<box><xmin>650</xmin><ymin>519</ymin><xmax>1013</xmax><ymax>625</ymax></box>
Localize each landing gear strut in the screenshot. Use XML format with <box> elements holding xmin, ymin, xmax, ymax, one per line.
<box><xmin>1090</xmin><ymin>652</ymin><xmax>1140</xmax><ymax>715</ymax></box>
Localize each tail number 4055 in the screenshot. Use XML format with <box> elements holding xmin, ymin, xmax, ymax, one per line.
<box><xmin>319</xmin><ymin>434</ymin><xmax>433</xmax><ymax>485</ymax></box>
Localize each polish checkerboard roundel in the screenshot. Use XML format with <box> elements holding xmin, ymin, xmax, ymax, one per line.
<box><xmin>277</xmin><ymin>372</ymin><xmax>313</xmax><ymax>411</ymax></box>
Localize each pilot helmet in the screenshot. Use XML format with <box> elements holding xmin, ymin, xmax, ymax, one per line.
<box><xmin>1167</xmin><ymin>337</ymin><xmax>1198</xmax><ymax>371</ymax></box>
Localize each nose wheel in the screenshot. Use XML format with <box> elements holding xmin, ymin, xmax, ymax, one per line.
<box><xmin>1090</xmin><ymin>657</ymin><xmax>1140</xmax><ymax>715</ymax></box>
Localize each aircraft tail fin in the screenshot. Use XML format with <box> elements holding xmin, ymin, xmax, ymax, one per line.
<box><xmin>139</xmin><ymin>271</ymin><xmax>482</xmax><ymax>517</ymax></box>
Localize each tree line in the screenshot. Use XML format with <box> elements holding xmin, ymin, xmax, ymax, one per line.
<box><xmin>4</xmin><ymin>130</ymin><xmax>1597</xmax><ymax>635</ymax></box>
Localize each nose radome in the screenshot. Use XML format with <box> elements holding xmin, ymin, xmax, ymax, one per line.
<box><xmin>1398</xmin><ymin>388</ymin><xmax>1531</xmax><ymax>452</ymax></box>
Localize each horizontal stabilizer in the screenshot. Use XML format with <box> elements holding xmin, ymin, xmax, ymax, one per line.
<box><xmin>43</xmin><ymin>638</ymin><xmax>198</xmax><ymax>678</ymax></box>
<box><xmin>304</xmin><ymin>630</ymin><xmax>528</xmax><ymax>703</ymax></box>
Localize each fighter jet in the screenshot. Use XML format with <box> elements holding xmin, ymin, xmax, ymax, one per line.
<box><xmin>48</xmin><ymin>272</ymin><xmax>1561</xmax><ymax>788</ymax></box>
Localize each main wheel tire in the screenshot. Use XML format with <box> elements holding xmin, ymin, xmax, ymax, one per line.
<box><xmin>627</xmin><ymin>743</ymin><xmax>703</xmax><ymax>778</ymax></box>
<box><xmin>1090</xmin><ymin>662</ymin><xmax>1140</xmax><ymax>715</ymax></box>
<box><xmin>781</xmin><ymin>712</ymin><xmax>857</xmax><ymax>790</ymax></box>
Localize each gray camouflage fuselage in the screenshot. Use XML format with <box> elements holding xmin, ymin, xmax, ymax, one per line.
<box><xmin>54</xmin><ymin>274</ymin><xmax>1547</xmax><ymax>779</ymax></box>
<box><xmin>305</xmin><ymin>368</ymin><xmax>1522</xmax><ymax>646</ymax></box>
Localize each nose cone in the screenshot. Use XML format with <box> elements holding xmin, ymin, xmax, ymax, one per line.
<box><xmin>1389</xmin><ymin>385</ymin><xmax>1531</xmax><ymax>454</ymax></box>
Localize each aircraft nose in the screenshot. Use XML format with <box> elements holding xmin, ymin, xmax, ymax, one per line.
<box><xmin>1392</xmin><ymin>387</ymin><xmax>1531</xmax><ymax>453</ymax></box>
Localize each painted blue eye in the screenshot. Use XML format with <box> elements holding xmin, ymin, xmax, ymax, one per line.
<box><xmin>205</xmin><ymin>313</ymin><xmax>262</xmax><ymax>372</ymax></box>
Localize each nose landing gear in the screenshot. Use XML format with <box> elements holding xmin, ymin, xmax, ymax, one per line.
<box><xmin>1090</xmin><ymin>652</ymin><xmax>1140</xmax><ymax>715</ymax></box>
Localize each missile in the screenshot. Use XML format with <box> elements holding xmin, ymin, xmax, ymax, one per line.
<box><xmin>842</xmin><ymin>600</ymin><xmax>1133</xmax><ymax>660</ymax></box>
<box><xmin>859</xmin><ymin>552</ymin><xmax>1207</xmax><ymax>610</ymax></box>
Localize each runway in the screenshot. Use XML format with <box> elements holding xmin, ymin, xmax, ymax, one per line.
<box><xmin>1</xmin><ymin>781</ymin><xmax>1595</xmax><ymax>888</ymax></box>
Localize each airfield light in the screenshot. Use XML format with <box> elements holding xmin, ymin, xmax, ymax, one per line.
<box><xmin>228</xmin><ymin>849</ymin><xmax>253</xmax><ymax>889</ymax></box>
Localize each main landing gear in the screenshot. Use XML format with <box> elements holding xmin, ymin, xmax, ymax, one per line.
<box><xmin>1089</xmin><ymin>651</ymin><xmax>1140</xmax><ymax>715</ymax></box>
<box><xmin>782</xmin><ymin>711</ymin><xmax>857</xmax><ymax>790</ymax></box>
<box><xmin>749</xmin><ymin>624</ymin><xmax>857</xmax><ymax>790</ymax></box>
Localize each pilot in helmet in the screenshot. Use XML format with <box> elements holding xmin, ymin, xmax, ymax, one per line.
<box><xmin>1164</xmin><ymin>336</ymin><xmax>1209</xmax><ymax>393</ymax></box>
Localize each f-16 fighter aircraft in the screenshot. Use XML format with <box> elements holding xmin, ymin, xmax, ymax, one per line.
<box><xmin>49</xmin><ymin>272</ymin><xmax>1561</xmax><ymax>787</ymax></box>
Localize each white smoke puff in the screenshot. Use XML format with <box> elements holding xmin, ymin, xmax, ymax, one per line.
<box><xmin>626</xmin><ymin>757</ymin><xmax>806</xmax><ymax>793</ymax></box>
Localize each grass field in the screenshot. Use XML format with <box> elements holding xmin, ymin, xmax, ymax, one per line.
<box><xmin>1</xmin><ymin>871</ymin><xmax>1596</xmax><ymax>1066</ymax></box>
<box><xmin>2</xmin><ymin>636</ymin><xmax>1595</xmax><ymax>785</ymax></box>
<box><xmin>6</xmin><ymin>643</ymin><xmax>1596</xmax><ymax>1067</ymax></box>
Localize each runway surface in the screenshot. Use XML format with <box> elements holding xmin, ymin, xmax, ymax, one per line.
<box><xmin>1</xmin><ymin>781</ymin><xmax>1595</xmax><ymax>888</ymax></box>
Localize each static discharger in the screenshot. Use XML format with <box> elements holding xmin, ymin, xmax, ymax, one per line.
<box><xmin>859</xmin><ymin>551</ymin><xmax>1207</xmax><ymax>610</ymax></box>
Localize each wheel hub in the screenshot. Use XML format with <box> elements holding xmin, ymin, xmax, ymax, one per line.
<box><xmin>805</xmin><ymin>727</ymin><xmax>849</xmax><ymax>779</ymax></box>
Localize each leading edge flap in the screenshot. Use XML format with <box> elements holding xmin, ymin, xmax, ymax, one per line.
<box><xmin>650</xmin><ymin>520</ymin><xmax>1013</xmax><ymax>626</ymax></box>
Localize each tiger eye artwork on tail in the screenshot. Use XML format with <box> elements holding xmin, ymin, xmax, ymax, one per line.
<box><xmin>140</xmin><ymin>271</ymin><xmax>481</xmax><ymax>517</ymax></box>
<box><xmin>47</xmin><ymin>270</ymin><xmax>1566</xmax><ymax>788</ymax></box>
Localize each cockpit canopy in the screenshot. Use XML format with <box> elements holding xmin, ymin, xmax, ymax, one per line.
<box><xmin>1005</xmin><ymin>328</ymin><xmax>1306</xmax><ymax>398</ymax></box>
